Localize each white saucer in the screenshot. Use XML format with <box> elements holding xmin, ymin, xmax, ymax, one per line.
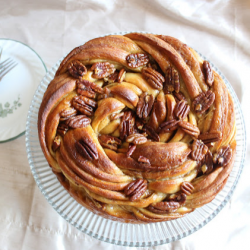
<box><xmin>0</xmin><ymin>38</ymin><xmax>47</xmax><ymax>142</ymax></box>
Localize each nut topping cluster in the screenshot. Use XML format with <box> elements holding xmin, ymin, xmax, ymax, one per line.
<box><xmin>55</xmin><ymin>58</ymin><xmax>227</xmax><ymax>179</ymax></box>
<box><xmin>57</xmin><ymin>58</ymin><xmax>219</xmax><ymax>162</ymax></box>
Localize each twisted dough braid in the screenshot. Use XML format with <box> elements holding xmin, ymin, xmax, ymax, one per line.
<box><xmin>38</xmin><ymin>33</ymin><xmax>236</xmax><ymax>223</ymax></box>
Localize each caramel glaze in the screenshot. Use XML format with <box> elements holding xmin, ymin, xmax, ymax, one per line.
<box><xmin>38</xmin><ymin>33</ymin><xmax>236</xmax><ymax>223</ymax></box>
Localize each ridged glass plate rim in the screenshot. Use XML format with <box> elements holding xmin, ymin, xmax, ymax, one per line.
<box><xmin>25</xmin><ymin>31</ymin><xmax>246</xmax><ymax>247</ymax></box>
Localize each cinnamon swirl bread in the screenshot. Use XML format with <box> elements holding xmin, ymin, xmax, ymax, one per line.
<box><xmin>38</xmin><ymin>33</ymin><xmax>236</xmax><ymax>223</ymax></box>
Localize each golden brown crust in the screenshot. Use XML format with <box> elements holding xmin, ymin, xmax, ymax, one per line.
<box><xmin>38</xmin><ymin>33</ymin><xmax>236</xmax><ymax>223</ymax></box>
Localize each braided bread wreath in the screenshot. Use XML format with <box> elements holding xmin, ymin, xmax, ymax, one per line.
<box><xmin>38</xmin><ymin>33</ymin><xmax>236</xmax><ymax>223</ymax></box>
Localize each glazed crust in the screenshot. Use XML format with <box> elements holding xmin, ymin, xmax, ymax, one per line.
<box><xmin>38</xmin><ymin>33</ymin><xmax>236</xmax><ymax>223</ymax></box>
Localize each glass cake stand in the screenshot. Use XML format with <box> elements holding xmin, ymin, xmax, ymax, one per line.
<box><xmin>25</xmin><ymin>32</ymin><xmax>246</xmax><ymax>247</ymax></box>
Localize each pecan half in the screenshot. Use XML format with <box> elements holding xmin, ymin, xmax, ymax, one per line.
<box><xmin>75</xmin><ymin>138</ymin><xmax>98</xmax><ymax>161</ymax></box>
<box><xmin>119</xmin><ymin>111</ymin><xmax>135</xmax><ymax>140</ymax></box>
<box><xmin>181</xmin><ymin>182</ymin><xmax>194</xmax><ymax>196</ymax></box>
<box><xmin>141</xmin><ymin>67</ymin><xmax>165</xmax><ymax>90</ymax></box>
<box><xmin>148</xmin><ymin>201</ymin><xmax>180</xmax><ymax>214</ymax></box>
<box><xmin>159</xmin><ymin>119</ymin><xmax>179</xmax><ymax>133</ymax></box>
<box><xmin>117</xmin><ymin>68</ymin><xmax>126</xmax><ymax>83</ymax></box>
<box><xmin>203</xmin><ymin>61</ymin><xmax>214</xmax><ymax>87</ymax></box>
<box><xmin>52</xmin><ymin>136</ymin><xmax>61</xmax><ymax>152</ymax></box>
<box><xmin>98</xmin><ymin>134</ymin><xmax>121</xmax><ymax>151</ymax></box>
<box><xmin>126</xmin><ymin>133</ymin><xmax>147</xmax><ymax>145</ymax></box>
<box><xmin>72</xmin><ymin>95</ymin><xmax>97</xmax><ymax>116</ymax></box>
<box><xmin>198</xmin><ymin>150</ymin><xmax>213</xmax><ymax>175</ymax></box>
<box><xmin>57</xmin><ymin>123</ymin><xmax>69</xmax><ymax>137</ymax></box>
<box><xmin>191</xmin><ymin>139</ymin><xmax>208</xmax><ymax>161</ymax></box>
<box><xmin>213</xmin><ymin>145</ymin><xmax>232</xmax><ymax>167</ymax></box>
<box><xmin>77</xmin><ymin>79</ymin><xmax>104</xmax><ymax>99</ymax></box>
<box><xmin>68</xmin><ymin>60</ymin><xmax>87</xmax><ymax>78</ymax></box>
<box><xmin>124</xmin><ymin>179</ymin><xmax>147</xmax><ymax>201</ymax></box>
<box><xmin>192</xmin><ymin>90</ymin><xmax>215</xmax><ymax>114</ymax></box>
<box><xmin>143</xmin><ymin>124</ymin><xmax>160</xmax><ymax>142</ymax></box>
<box><xmin>198</xmin><ymin>131</ymin><xmax>222</xmax><ymax>145</ymax></box>
<box><xmin>164</xmin><ymin>66</ymin><xmax>180</xmax><ymax>93</ymax></box>
<box><xmin>179</xmin><ymin>121</ymin><xmax>200</xmax><ymax>138</ymax></box>
<box><xmin>126</xmin><ymin>53</ymin><xmax>149</xmax><ymax>68</ymax></box>
<box><xmin>59</xmin><ymin>107</ymin><xmax>77</xmax><ymax>121</ymax></box>
<box><xmin>174</xmin><ymin>100</ymin><xmax>190</xmax><ymax>120</ymax></box>
<box><xmin>91</xmin><ymin>62</ymin><xmax>116</xmax><ymax>79</ymax></box>
<box><xmin>65</xmin><ymin>115</ymin><xmax>91</xmax><ymax>128</ymax></box>
<box><xmin>138</xmin><ymin>156</ymin><xmax>150</xmax><ymax>164</ymax></box>
<box><xmin>173</xmin><ymin>91</ymin><xmax>187</xmax><ymax>102</ymax></box>
<box><xmin>136</xmin><ymin>93</ymin><xmax>155</xmax><ymax>119</ymax></box>
<box><xmin>126</xmin><ymin>144</ymin><xmax>137</xmax><ymax>158</ymax></box>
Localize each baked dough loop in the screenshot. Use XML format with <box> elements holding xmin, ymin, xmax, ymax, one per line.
<box><xmin>38</xmin><ymin>33</ymin><xmax>236</xmax><ymax>223</ymax></box>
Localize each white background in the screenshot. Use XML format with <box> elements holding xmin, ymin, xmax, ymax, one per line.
<box><xmin>0</xmin><ymin>0</ymin><xmax>249</xmax><ymax>249</ymax></box>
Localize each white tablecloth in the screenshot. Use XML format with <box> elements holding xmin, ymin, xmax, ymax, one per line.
<box><xmin>0</xmin><ymin>0</ymin><xmax>249</xmax><ymax>249</ymax></box>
